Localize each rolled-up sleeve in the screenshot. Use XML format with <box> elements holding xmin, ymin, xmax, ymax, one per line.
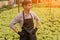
<box><xmin>9</xmin><ymin>14</ymin><xmax>20</xmax><ymax>28</ymax></box>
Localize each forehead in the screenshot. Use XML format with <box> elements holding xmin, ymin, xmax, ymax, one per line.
<box><xmin>22</xmin><ymin>0</ymin><xmax>32</xmax><ymax>4</ymax></box>
<box><xmin>22</xmin><ymin>2</ymin><xmax>32</xmax><ymax>6</ymax></box>
<box><xmin>24</xmin><ymin>3</ymin><xmax>32</xmax><ymax>6</ymax></box>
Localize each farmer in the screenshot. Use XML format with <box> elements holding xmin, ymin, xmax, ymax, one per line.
<box><xmin>9</xmin><ymin>0</ymin><xmax>40</xmax><ymax>40</ymax></box>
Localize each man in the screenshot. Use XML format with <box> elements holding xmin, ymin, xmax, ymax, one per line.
<box><xmin>10</xmin><ymin>0</ymin><xmax>40</xmax><ymax>40</ymax></box>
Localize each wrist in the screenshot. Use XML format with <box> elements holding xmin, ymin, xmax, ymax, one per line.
<box><xmin>18</xmin><ymin>31</ymin><xmax>20</xmax><ymax>33</ymax></box>
<box><xmin>17</xmin><ymin>31</ymin><xmax>21</xmax><ymax>36</ymax></box>
<box><xmin>36</xmin><ymin>26</ymin><xmax>38</xmax><ymax>29</ymax></box>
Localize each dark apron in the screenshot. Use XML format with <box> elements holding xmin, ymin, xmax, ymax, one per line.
<box><xmin>19</xmin><ymin>12</ymin><xmax>37</xmax><ymax>40</ymax></box>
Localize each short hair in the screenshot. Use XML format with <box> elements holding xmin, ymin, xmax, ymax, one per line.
<box><xmin>22</xmin><ymin>0</ymin><xmax>32</xmax><ymax>6</ymax></box>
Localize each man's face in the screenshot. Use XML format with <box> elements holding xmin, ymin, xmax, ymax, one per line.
<box><xmin>23</xmin><ymin>3</ymin><xmax>32</xmax><ymax>11</ymax></box>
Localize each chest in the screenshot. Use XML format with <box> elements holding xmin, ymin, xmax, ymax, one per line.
<box><xmin>24</xmin><ymin>14</ymin><xmax>32</xmax><ymax>19</ymax></box>
<box><xmin>19</xmin><ymin>13</ymin><xmax>34</xmax><ymax>22</ymax></box>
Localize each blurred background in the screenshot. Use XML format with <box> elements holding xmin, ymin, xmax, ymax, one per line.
<box><xmin>0</xmin><ymin>0</ymin><xmax>60</xmax><ymax>40</ymax></box>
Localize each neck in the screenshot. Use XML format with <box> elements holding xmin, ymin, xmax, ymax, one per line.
<box><xmin>24</xmin><ymin>9</ymin><xmax>30</xmax><ymax>14</ymax></box>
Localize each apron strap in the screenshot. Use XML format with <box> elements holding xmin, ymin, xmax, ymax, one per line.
<box><xmin>23</xmin><ymin>11</ymin><xmax>24</xmax><ymax>21</ymax></box>
<box><xmin>23</xmin><ymin>11</ymin><xmax>33</xmax><ymax>20</ymax></box>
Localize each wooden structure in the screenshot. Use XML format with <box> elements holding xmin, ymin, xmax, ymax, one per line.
<box><xmin>32</xmin><ymin>0</ymin><xmax>41</xmax><ymax>4</ymax></box>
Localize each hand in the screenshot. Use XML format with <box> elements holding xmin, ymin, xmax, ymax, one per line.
<box><xmin>32</xmin><ymin>28</ymin><xmax>38</xmax><ymax>34</ymax></box>
<box><xmin>35</xmin><ymin>26</ymin><xmax>39</xmax><ymax>30</ymax></box>
<box><xmin>33</xmin><ymin>27</ymin><xmax>38</xmax><ymax>32</ymax></box>
<box><xmin>18</xmin><ymin>31</ymin><xmax>24</xmax><ymax>36</ymax></box>
<box><xmin>18</xmin><ymin>31</ymin><xmax>21</xmax><ymax>35</ymax></box>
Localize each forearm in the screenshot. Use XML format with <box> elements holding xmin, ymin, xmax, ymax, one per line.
<box><xmin>36</xmin><ymin>21</ymin><xmax>40</xmax><ymax>28</ymax></box>
<box><xmin>34</xmin><ymin>14</ymin><xmax>40</xmax><ymax>28</ymax></box>
<box><xmin>10</xmin><ymin>23</ymin><xmax>19</xmax><ymax>33</ymax></box>
<box><xmin>11</xmin><ymin>26</ymin><xmax>19</xmax><ymax>33</ymax></box>
<box><xmin>10</xmin><ymin>23</ymin><xmax>21</xmax><ymax>35</ymax></box>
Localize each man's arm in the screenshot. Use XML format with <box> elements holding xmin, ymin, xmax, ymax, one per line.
<box><xmin>9</xmin><ymin>20</ymin><xmax>19</xmax><ymax>33</ymax></box>
<box><xmin>9</xmin><ymin>14</ymin><xmax>20</xmax><ymax>33</ymax></box>
<box><xmin>34</xmin><ymin>13</ymin><xmax>40</xmax><ymax>29</ymax></box>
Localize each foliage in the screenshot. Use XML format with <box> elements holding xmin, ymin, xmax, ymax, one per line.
<box><xmin>0</xmin><ymin>6</ymin><xmax>60</xmax><ymax>40</ymax></box>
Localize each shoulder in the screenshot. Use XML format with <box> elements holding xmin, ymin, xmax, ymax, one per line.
<box><xmin>16</xmin><ymin>11</ymin><xmax>23</xmax><ymax>17</ymax></box>
<box><xmin>30</xmin><ymin>11</ymin><xmax>37</xmax><ymax>16</ymax></box>
<box><xmin>14</xmin><ymin>11</ymin><xmax>23</xmax><ymax>19</ymax></box>
<box><xmin>30</xmin><ymin>11</ymin><xmax>35</xmax><ymax>14</ymax></box>
<box><xmin>17</xmin><ymin>11</ymin><xmax>23</xmax><ymax>16</ymax></box>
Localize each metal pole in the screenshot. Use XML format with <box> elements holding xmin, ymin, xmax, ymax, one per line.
<box><xmin>17</xmin><ymin>0</ymin><xmax>20</xmax><ymax>13</ymax></box>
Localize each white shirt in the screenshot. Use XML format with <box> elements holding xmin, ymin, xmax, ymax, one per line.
<box><xmin>9</xmin><ymin>11</ymin><xmax>40</xmax><ymax>28</ymax></box>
